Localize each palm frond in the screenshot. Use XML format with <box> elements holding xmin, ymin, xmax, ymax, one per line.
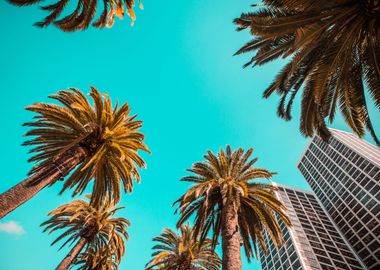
<box><xmin>234</xmin><ymin>0</ymin><xmax>380</xmax><ymax>144</ymax></box>
<box><xmin>175</xmin><ymin>146</ymin><xmax>291</xmax><ymax>260</ymax></box>
<box><xmin>42</xmin><ymin>196</ymin><xmax>129</xmax><ymax>269</ymax></box>
<box><xmin>24</xmin><ymin>87</ymin><xmax>149</xmax><ymax>206</ymax></box>
<box><xmin>145</xmin><ymin>224</ymin><xmax>221</xmax><ymax>270</ymax></box>
<box><xmin>8</xmin><ymin>0</ymin><xmax>143</xmax><ymax>31</ymax></box>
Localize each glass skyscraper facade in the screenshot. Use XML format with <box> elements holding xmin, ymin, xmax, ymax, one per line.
<box><xmin>258</xmin><ymin>184</ymin><xmax>364</xmax><ymax>270</ymax></box>
<box><xmin>297</xmin><ymin>129</ymin><xmax>380</xmax><ymax>269</ymax></box>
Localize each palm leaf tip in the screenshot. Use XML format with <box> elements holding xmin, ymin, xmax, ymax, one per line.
<box><xmin>8</xmin><ymin>0</ymin><xmax>144</xmax><ymax>31</ymax></box>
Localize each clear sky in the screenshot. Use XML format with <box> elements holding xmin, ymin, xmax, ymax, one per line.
<box><xmin>0</xmin><ymin>1</ymin><xmax>378</xmax><ymax>269</ymax></box>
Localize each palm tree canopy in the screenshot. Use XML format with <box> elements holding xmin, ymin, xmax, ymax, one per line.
<box><xmin>41</xmin><ymin>196</ymin><xmax>129</xmax><ymax>266</ymax></box>
<box><xmin>74</xmin><ymin>242</ymin><xmax>119</xmax><ymax>270</ymax></box>
<box><xmin>8</xmin><ymin>0</ymin><xmax>143</xmax><ymax>31</ymax></box>
<box><xmin>24</xmin><ymin>87</ymin><xmax>149</xmax><ymax>206</ymax></box>
<box><xmin>234</xmin><ymin>0</ymin><xmax>380</xmax><ymax>145</ymax></box>
<box><xmin>175</xmin><ymin>146</ymin><xmax>291</xmax><ymax>260</ymax></box>
<box><xmin>145</xmin><ymin>224</ymin><xmax>221</xmax><ymax>270</ymax></box>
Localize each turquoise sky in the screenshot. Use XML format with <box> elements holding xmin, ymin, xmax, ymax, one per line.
<box><xmin>0</xmin><ymin>1</ymin><xmax>378</xmax><ymax>269</ymax></box>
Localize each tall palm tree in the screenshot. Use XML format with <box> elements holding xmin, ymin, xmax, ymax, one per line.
<box><xmin>41</xmin><ymin>196</ymin><xmax>129</xmax><ymax>270</ymax></box>
<box><xmin>234</xmin><ymin>0</ymin><xmax>380</xmax><ymax>145</ymax></box>
<box><xmin>0</xmin><ymin>87</ymin><xmax>149</xmax><ymax>218</ymax></box>
<box><xmin>175</xmin><ymin>146</ymin><xmax>291</xmax><ymax>270</ymax></box>
<box><xmin>7</xmin><ymin>0</ymin><xmax>143</xmax><ymax>31</ymax></box>
<box><xmin>145</xmin><ymin>224</ymin><xmax>221</xmax><ymax>270</ymax></box>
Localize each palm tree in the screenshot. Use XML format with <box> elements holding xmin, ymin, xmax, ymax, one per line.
<box><xmin>7</xmin><ymin>0</ymin><xmax>143</xmax><ymax>31</ymax></box>
<box><xmin>41</xmin><ymin>196</ymin><xmax>129</xmax><ymax>270</ymax></box>
<box><xmin>234</xmin><ymin>0</ymin><xmax>380</xmax><ymax>145</ymax></box>
<box><xmin>145</xmin><ymin>224</ymin><xmax>221</xmax><ymax>270</ymax></box>
<box><xmin>0</xmin><ymin>87</ymin><xmax>149</xmax><ymax>218</ymax></box>
<box><xmin>74</xmin><ymin>242</ymin><xmax>119</xmax><ymax>270</ymax></box>
<box><xmin>175</xmin><ymin>146</ymin><xmax>291</xmax><ymax>270</ymax></box>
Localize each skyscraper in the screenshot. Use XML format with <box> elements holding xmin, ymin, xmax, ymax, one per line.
<box><xmin>297</xmin><ymin>129</ymin><xmax>380</xmax><ymax>269</ymax></box>
<box><xmin>258</xmin><ymin>184</ymin><xmax>364</xmax><ymax>270</ymax></box>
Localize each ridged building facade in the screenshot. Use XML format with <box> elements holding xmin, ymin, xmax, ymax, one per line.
<box><xmin>259</xmin><ymin>129</ymin><xmax>379</xmax><ymax>270</ymax></box>
<box><xmin>258</xmin><ymin>184</ymin><xmax>364</xmax><ymax>270</ymax></box>
<box><xmin>298</xmin><ymin>129</ymin><xmax>379</xmax><ymax>269</ymax></box>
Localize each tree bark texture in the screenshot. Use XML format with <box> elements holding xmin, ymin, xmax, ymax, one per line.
<box><xmin>221</xmin><ymin>202</ymin><xmax>242</xmax><ymax>270</ymax></box>
<box><xmin>0</xmin><ymin>147</ymin><xmax>88</xmax><ymax>219</ymax></box>
<box><xmin>56</xmin><ymin>237</ymin><xmax>87</xmax><ymax>270</ymax></box>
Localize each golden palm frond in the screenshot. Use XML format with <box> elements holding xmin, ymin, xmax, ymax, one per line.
<box><xmin>8</xmin><ymin>0</ymin><xmax>143</xmax><ymax>31</ymax></box>
<box><xmin>24</xmin><ymin>87</ymin><xmax>149</xmax><ymax>206</ymax></box>
<box><xmin>74</xmin><ymin>242</ymin><xmax>119</xmax><ymax>270</ymax></box>
<box><xmin>175</xmin><ymin>146</ymin><xmax>291</xmax><ymax>261</ymax></box>
<box><xmin>145</xmin><ymin>224</ymin><xmax>221</xmax><ymax>270</ymax></box>
<box><xmin>41</xmin><ymin>196</ymin><xmax>129</xmax><ymax>266</ymax></box>
<box><xmin>234</xmin><ymin>0</ymin><xmax>380</xmax><ymax>145</ymax></box>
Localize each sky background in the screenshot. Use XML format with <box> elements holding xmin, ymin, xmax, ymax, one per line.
<box><xmin>0</xmin><ymin>1</ymin><xmax>379</xmax><ymax>269</ymax></box>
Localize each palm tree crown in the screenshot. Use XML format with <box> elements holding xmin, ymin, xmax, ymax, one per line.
<box><xmin>175</xmin><ymin>146</ymin><xmax>291</xmax><ymax>261</ymax></box>
<box><xmin>24</xmin><ymin>87</ymin><xmax>149</xmax><ymax>206</ymax></box>
<box><xmin>41</xmin><ymin>196</ymin><xmax>129</xmax><ymax>268</ymax></box>
<box><xmin>234</xmin><ymin>0</ymin><xmax>380</xmax><ymax>145</ymax></box>
<box><xmin>145</xmin><ymin>224</ymin><xmax>221</xmax><ymax>270</ymax></box>
<box><xmin>74</xmin><ymin>243</ymin><xmax>119</xmax><ymax>270</ymax></box>
<box><xmin>8</xmin><ymin>0</ymin><xmax>143</xmax><ymax>31</ymax></box>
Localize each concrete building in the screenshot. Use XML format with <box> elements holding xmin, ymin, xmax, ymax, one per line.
<box><xmin>258</xmin><ymin>184</ymin><xmax>364</xmax><ymax>270</ymax></box>
<box><xmin>297</xmin><ymin>129</ymin><xmax>380</xmax><ymax>269</ymax></box>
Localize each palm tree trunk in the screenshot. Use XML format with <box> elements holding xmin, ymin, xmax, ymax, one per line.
<box><xmin>56</xmin><ymin>237</ymin><xmax>87</xmax><ymax>270</ymax></box>
<box><xmin>179</xmin><ymin>261</ymin><xmax>192</xmax><ymax>270</ymax></box>
<box><xmin>0</xmin><ymin>147</ymin><xmax>88</xmax><ymax>219</ymax></box>
<box><xmin>221</xmin><ymin>202</ymin><xmax>242</xmax><ymax>270</ymax></box>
